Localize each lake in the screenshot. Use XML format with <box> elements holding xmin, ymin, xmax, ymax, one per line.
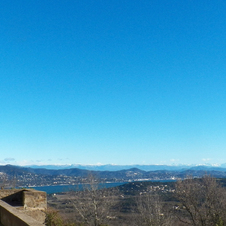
<box><xmin>29</xmin><ymin>180</ymin><xmax>176</xmax><ymax>194</ymax></box>
<box><xmin>29</xmin><ymin>182</ymin><xmax>126</xmax><ymax>194</ymax></box>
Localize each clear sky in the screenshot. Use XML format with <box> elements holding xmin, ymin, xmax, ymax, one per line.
<box><xmin>1</xmin><ymin>0</ymin><xmax>226</xmax><ymax>166</ymax></box>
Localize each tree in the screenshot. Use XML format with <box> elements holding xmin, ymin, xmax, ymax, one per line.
<box><xmin>135</xmin><ymin>190</ymin><xmax>173</xmax><ymax>226</ymax></box>
<box><xmin>69</xmin><ymin>175</ymin><xmax>119</xmax><ymax>226</ymax></box>
<box><xmin>174</xmin><ymin>175</ymin><xmax>226</xmax><ymax>226</ymax></box>
<box><xmin>45</xmin><ymin>208</ymin><xmax>79</xmax><ymax>226</ymax></box>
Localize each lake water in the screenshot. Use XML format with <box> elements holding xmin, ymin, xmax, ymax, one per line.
<box><xmin>29</xmin><ymin>180</ymin><xmax>176</xmax><ymax>194</ymax></box>
<box><xmin>30</xmin><ymin>182</ymin><xmax>126</xmax><ymax>194</ymax></box>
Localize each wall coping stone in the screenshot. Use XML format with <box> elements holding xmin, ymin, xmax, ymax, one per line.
<box><xmin>0</xmin><ymin>200</ymin><xmax>45</xmax><ymax>226</ymax></box>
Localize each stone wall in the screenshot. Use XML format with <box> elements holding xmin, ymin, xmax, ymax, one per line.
<box><xmin>0</xmin><ymin>200</ymin><xmax>44</xmax><ymax>226</ymax></box>
<box><xmin>0</xmin><ymin>189</ymin><xmax>47</xmax><ymax>225</ymax></box>
<box><xmin>23</xmin><ymin>190</ymin><xmax>47</xmax><ymax>209</ymax></box>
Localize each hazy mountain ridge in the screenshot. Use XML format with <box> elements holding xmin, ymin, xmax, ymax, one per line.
<box><xmin>27</xmin><ymin>164</ymin><xmax>190</xmax><ymax>171</ymax></box>
<box><xmin>2</xmin><ymin>164</ymin><xmax>226</xmax><ymax>188</ymax></box>
<box><xmin>1</xmin><ymin>164</ymin><xmax>226</xmax><ymax>179</ymax></box>
<box><xmin>25</xmin><ymin>164</ymin><xmax>226</xmax><ymax>171</ymax></box>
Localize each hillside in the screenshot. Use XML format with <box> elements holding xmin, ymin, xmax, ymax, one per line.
<box><xmin>1</xmin><ymin>164</ymin><xmax>226</xmax><ymax>187</ymax></box>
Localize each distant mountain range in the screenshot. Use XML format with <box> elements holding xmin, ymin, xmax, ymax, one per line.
<box><xmin>1</xmin><ymin>164</ymin><xmax>226</xmax><ymax>187</ymax></box>
<box><xmin>26</xmin><ymin>163</ymin><xmax>226</xmax><ymax>171</ymax></box>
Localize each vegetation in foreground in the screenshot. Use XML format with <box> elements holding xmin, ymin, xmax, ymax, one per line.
<box><xmin>46</xmin><ymin>175</ymin><xmax>226</xmax><ymax>226</ymax></box>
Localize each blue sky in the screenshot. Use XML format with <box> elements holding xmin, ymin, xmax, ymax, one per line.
<box><xmin>1</xmin><ymin>0</ymin><xmax>226</xmax><ymax>166</ymax></box>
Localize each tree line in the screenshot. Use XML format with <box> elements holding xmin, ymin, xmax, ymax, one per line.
<box><xmin>45</xmin><ymin>175</ymin><xmax>226</xmax><ymax>226</ymax></box>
